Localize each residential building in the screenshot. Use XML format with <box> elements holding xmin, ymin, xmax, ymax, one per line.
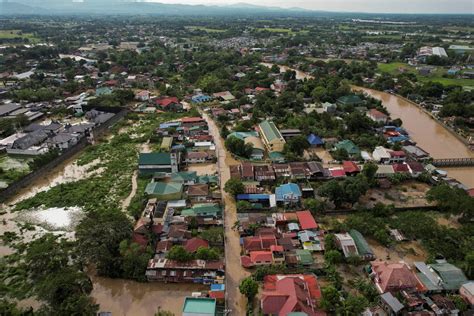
<box><xmin>307</xmin><ymin>134</ymin><xmax>324</xmax><ymax>147</ymax></box>
<box><xmin>260</xmin><ymin>274</ymin><xmax>323</xmax><ymax>316</ymax></box>
<box><xmin>459</xmin><ymin>282</ymin><xmax>474</xmax><ymax>306</ymax></box>
<box><xmin>181</xmin><ymin>203</ymin><xmax>222</xmax><ymax>218</ymax></box>
<box><xmin>146</xmin><ymin>258</ymin><xmax>225</xmax><ymax>283</ymax></box>
<box><xmin>342</xmin><ymin>161</ymin><xmax>360</xmax><ymax>176</ymax></box>
<box><xmin>275</xmin><ymin>183</ymin><xmax>302</xmax><ymax>205</ymax></box>
<box><xmin>373</xmin><ymin>146</ymin><xmax>392</xmax><ymax>164</ymax></box>
<box><xmin>380</xmin><ymin>292</ymin><xmax>404</xmax><ymax>315</ymax></box>
<box><xmin>138</xmin><ymin>152</ymin><xmax>179</xmax><ymax>174</ymax></box>
<box><xmin>145</xmin><ymin>181</ymin><xmax>183</xmax><ymax>200</ymax></box>
<box><xmin>335</xmin><ymin>140</ymin><xmax>360</xmax><ymax>157</ymax></box>
<box><xmin>296</xmin><ymin>210</ymin><xmax>318</xmax><ymax>231</ymax></box>
<box><xmin>337</xmin><ymin>95</ymin><xmax>363</xmax><ymax>107</ymax></box>
<box><xmin>244</xmin><ymin>136</ymin><xmax>265</xmax><ymax>160</ymax></box>
<box><xmin>182</xmin><ymin>297</ymin><xmax>216</xmax><ymax>316</ymax></box>
<box><xmin>370</xmin><ymin>261</ymin><xmax>426</xmax><ymax>293</ymax></box>
<box><xmin>349</xmin><ymin>229</ymin><xmax>375</xmax><ymax>261</ymax></box>
<box><xmin>335</xmin><ymin>233</ymin><xmax>359</xmax><ymax>258</ymax></box>
<box><xmin>258</xmin><ymin>120</ymin><xmax>286</xmax><ymax>153</ymax></box>
<box><xmin>367</xmin><ymin>109</ymin><xmax>389</xmax><ymax>124</ymax></box>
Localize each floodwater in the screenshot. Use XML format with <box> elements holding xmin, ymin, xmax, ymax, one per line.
<box><xmin>356</xmin><ymin>87</ymin><xmax>474</xmax><ymax>188</ymax></box>
<box><xmin>187</xmin><ymin>163</ymin><xmax>218</xmax><ymax>175</ymax></box>
<box><xmin>261</xmin><ymin>63</ymin><xmax>474</xmax><ymax>188</ymax></box>
<box><xmin>91</xmin><ymin>276</ymin><xmax>207</xmax><ymax>316</ymax></box>
<box><xmin>201</xmin><ymin>111</ymin><xmax>250</xmax><ymax>316</ymax></box>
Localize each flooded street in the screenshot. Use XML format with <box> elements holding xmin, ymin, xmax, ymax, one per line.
<box><xmin>356</xmin><ymin>87</ymin><xmax>474</xmax><ymax>188</ymax></box>
<box><xmin>91</xmin><ymin>276</ymin><xmax>207</xmax><ymax>315</ymax></box>
<box><xmin>261</xmin><ymin>62</ymin><xmax>313</xmax><ymax>80</ymax></box>
<box><xmin>201</xmin><ymin>110</ymin><xmax>250</xmax><ymax>316</ymax></box>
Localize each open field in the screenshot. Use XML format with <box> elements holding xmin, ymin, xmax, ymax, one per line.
<box><xmin>256</xmin><ymin>27</ymin><xmax>309</xmax><ymax>35</ymax></box>
<box><xmin>185</xmin><ymin>26</ymin><xmax>226</xmax><ymax>33</ymax></box>
<box><xmin>0</xmin><ymin>30</ymin><xmax>39</xmax><ymax>42</ymax></box>
<box><xmin>377</xmin><ymin>62</ymin><xmax>474</xmax><ymax>87</ymax></box>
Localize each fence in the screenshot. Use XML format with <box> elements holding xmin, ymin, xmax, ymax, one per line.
<box><xmin>0</xmin><ymin>108</ymin><xmax>128</xmax><ymax>203</ymax></box>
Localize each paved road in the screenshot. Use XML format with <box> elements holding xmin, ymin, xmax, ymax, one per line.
<box><xmin>201</xmin><ymin>111</ymin><xmax>250</xmax><ymax>316</ymax></box>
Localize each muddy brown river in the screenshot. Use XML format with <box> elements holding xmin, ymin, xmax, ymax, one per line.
<box><xmin>356</xmin><ymin>87</ymin><xmax>474</xmax><ymax>188</ymax></box>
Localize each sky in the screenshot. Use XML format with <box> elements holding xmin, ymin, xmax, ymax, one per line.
<box><xmin>145</xmin><ymin>0</ymin><xmax>474</xmax><ymax>14</ymax></box>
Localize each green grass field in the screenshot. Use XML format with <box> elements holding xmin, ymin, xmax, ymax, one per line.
<box><xmin>377</xmin><ymin>62</ymin><xmax>474</xmax><ymax>88</ymax></box>
<box><xmin>0</xmin><ymin>30</ymin><xmax>39</xmax><ymax>42</ymax></box>
<box><xmin>185</xmin><ymin>26</ymin><xmax>225</xmax><ymax>33</ymax></box>
<box><xmin>256</xmin><ymin>27</ymin><xmax>309</xmax><ymax>35</ymax></box>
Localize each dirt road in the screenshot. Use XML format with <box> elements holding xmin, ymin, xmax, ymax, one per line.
<box><xmin>201</xmin><ymin>111</ymin><xmax>250</xmax><ymax>316</ymax></box>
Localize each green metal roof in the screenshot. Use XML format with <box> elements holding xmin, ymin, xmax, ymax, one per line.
<box><xmin>335</xmin><ymin>140</ymin><xmax>360</xmax><ymax>155</ymax></box>
<box><xmin>181</xmin><ymin>203</ymin><xmax>222</xmax><ymax>217</ymax></box>
<box><xmin>295</xmin><ymin>249</ymin><xmax>313</xmax><ymax>265</ymax></box>
<box><xmin>337</xmin><ymin>95</ymin><xmax>363</xmax><ymax>105</ymax></box>
<box><xmin>145</xmin><ymin>181</ymin><xmax>183</xmax><ymax>196</ymax></box>
<box><xmin>197</xmin><ymin>175</ymin><xmax>219</xmax><ymax>184</ymax></box>
<box><xmin>349</xmin><ymin>229</ymin><xmax>374</xmax><ymax>257</ymax></box>
<box><xmin>183</xmin><ymin>297</ymin><xmax>216</xmax><ymax>315</ymax></box>
<box><xmin>170</xmin><ymin>171</ymin><xmax>198</xmax><ymax>182</ymax></box>
<box><xmin>139</xmin><ymin>152</ymin><xmax>171</xmax><ymax>165</ymax></box>
<box><xmin>259</xmin><ymin>120</ymin><xmax>283</xmax><ymax>142</ymax></box>
<box><xmin>430</xmin><ymin>262</ymin><xmax>468</xmax><ymax>291</ymax></box>
<box><xmin>227</xmin><ymin>131</ymin><xmax>258</xmax><ymax>140</ymax></box>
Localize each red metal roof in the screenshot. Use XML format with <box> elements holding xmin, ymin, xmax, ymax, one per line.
<box><xmin>209</xmin><ymin>291</ymin><xmax>225</xmax><ymax>299</ymax></box>
<box><xmin>342</xmin><ymin>161</ymin><xmax>360</xmax><ymax>174</ymax></box>
<box><xmin>182</xmin><ymin>117</ymin><xmax>205</xmax><ymax>123</ymax></box>
<box><xmin>184</xmin><ymin>237</ymin><xmax>209</xmax><ymax>253</ymax></box>
<box><xmin>250</xmin><ymin>251</ymin><xmax>273</xmax><ymax>263</ymax></box>
<box><xmin>393</xmin><ymin>163</ymin><xmax>409</xmax><ymax>173</ymax></box>
<box><xmin>296</xmin><ymin>210</ymin><xmax>318</xmax><ymax>230</ymax></box>
<box><xmin>330</xmin><ymin>168</ymin><xmax>346</xmax><ymax>178</ymax></box>
<box><xmin>156</xmin><ymin>96</ymin><xmax>179</xmax><ymax>107</ymax></box>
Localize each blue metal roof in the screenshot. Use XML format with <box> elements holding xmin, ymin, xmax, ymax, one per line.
<box><xmin>307</xmin><ymin>133</ymin><xmax>324</xmax><ymax>145</ymax></box>
<box><xmin>236</xmin><ymin>194</ymin><xmax>270</xmax><ymax>200</ymax></box>
<box><xmin>210</xmin><ymin>284</ymin><xmax>225</xmax><ymax>291</ymax></box>
<box><xmin>275</xmin><ymin>183</ymin><xmax>302</xmax><ymax>201</ymax></box>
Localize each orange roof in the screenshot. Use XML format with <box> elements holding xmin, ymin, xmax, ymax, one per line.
<box><xmin>296</xmin><ymin>210</ymin><xmax>318</xmax><ymax>230</ymax></box>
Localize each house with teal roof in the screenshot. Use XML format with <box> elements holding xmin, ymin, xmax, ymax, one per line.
<box><xmin>337</xmin><ymin>95</ymin><xmax>363</xmax><ymax>107</ymax></box>
<box><xmin>182</xmin><ymin>297</ymin><xmax>216</xmax><ymax>316</ymax></box>
<box><xmin>334</xmin><ymin>140</ymin><xmax>360</xmax><ymax>157</ymax></box>
<box><xmin>138</xmin><ymin>152</ymin><xmax>179</xmax><ymax>175</ymax></box>
<box><xmin>145</xmin><ymin>181</ymin><xmax>183</xmax><ymax>200</ymax></box>
<box><xmin>227</xmin><ymin>131</ymin><xmax>258</xmax><ymax>141</ymax></box>
<box><xmin>181</xmin><ymin>203</ymin><xmax>222</xmax><ymax>218</ymax></box>
<box><xmin>170</xmin><ymin>171</ymin><xmax>198</xmax><ymax>185</ymax></box>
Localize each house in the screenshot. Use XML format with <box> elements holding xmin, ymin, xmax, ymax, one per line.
<box><xmin>322</xmin><ymin>102</ymin><xmax>337</xmax><ymax>113</ymax></box>
<box><xmin>298</xmin><ymin>230</ymin><xmax>324</xmax><ymax>252</ymax></box>
<box><xmin>342</xmin><ymin>161</ymin><xmax>360</xmax><ymax>176</ymax></box>
<box><xmin>181</xmin><ymin>117</ymin><xmax>206</xmax><ymax>128</ymax></box>
<box><xmin>373</xmin><ymin>146</ymin><xmax>391</xmax><ymax>164</ymax></box>
<box><xmin>46</xmin><ymin>133</ymin><xmax>79</xmax><ymax>150</ymax></box>
<box><xmin>280</xmin><ymin>129</ymin><xmax>302</xmax><ymax>140</ymax></box>
<box><xmin>138</xmin><ymin>152</ymin><xmax>179</xmax><ymax>174</ymax></box>
<box><xmin>213</xmin><ymin>91</ymin><xmax>235</xmax><ymax>101</ymax></box>
<box><xmin>393</xmin><ymin>163</ymin><xmax>410</xmax><ymax>174</ymax></box>
<box><xmin>370</xmin><ymin>261</ymin><xmax>426</xmax><ymax>293</ymax></box>
<box><xmin>335</xmin><ymin>233</ymin><xmax>359</xmax><ymax>258</ymax></box>
<box><xmin>260</xmin><ymin>274</ymin><xmax>323</xmax><ymax>316</ymax></box>
<box><xmin>380</xmin><ymin>292</ymin><xmax>404</xmax><ymax>316</ymax></box>
<box><xmin>181</xmin><ymin>203</ymin><xmax>222</xmax><ymax>218</ymax></box>
<box><xmin>182</xmin><ymin>297</ymin><xmax>216</xmax><ymax>316</ymax></box>
<box><xmin>184</xmin><ymin>237</ymin><xmax>209</xmax><ymax>253</ymax></box>
<box><xmin>403</xmin><ymin>145</ymin><xmax>430</xmax><ymax>161</ymax></box>
<box><xmin>135</xmin><ymin>90</ymin><xmax>150</xmax><ymax>101</ymax></box>
<box><xmin>389</xmin><ymin>151</ymin><xmax>406</xmax><ymax>164</ymax></box>
<box><xmin>192</xmin><ymin>94</ymin><xmax>212</xmax><ymax>103</ymax></box>
<box><xmin>254</xmin><ymin>165</ymin><xmax>276</xmax><ymax>182</ymax></box>
<box><xmin>187</xmin><ymin>184</ymin><xmax>209</xmax><ymax>202</ymax></box>
<box><xmin>337</xmin><ymin>95</ymin><xmax>363</xmax><ymax>107</ymax></box>
<box><xmin>145</xmin><ymin>181</ymin><xmax>183</xmax><ymax>200</ymax></box>
<box><xmin>335</xmin><ymin>140</ymin><xmax>360</xmax><ymax>157</ymax></box>
<box><xmin>349</xmin><ymin>229</ymin><xmax>375</xmax><ymax>261</ymax></box>
<box><xmin>160</xmin><ymin>137</ymin><xmax>173</xmax><ymax>151</ymax></box>
<box><xmin>459</xmin><ymin>282</ymin><xmax>474</xmax><ymax>306</ymax></box>
<box><xmin>169</xmin><ymin>171</ymin><xmax>198</xmax><ymax>185</ymax></box>
<box><xmin>258</xmin><ymin>120</ymin><xmax>286</xmax><ymax>153</ymax></box>
<box><xmin>146</xmin><ymin>258</ymin><xmax>224</xmax><ymax>283</ymax></box>
<box><xmin>243</xmin><ymin>235</ymin><xmax>277</xmax><ymax>254</ymax></box>
<box><xmin>296</xmin><ymin>210</ymin><xmax>318</xmax><ymax>230</ymax></box>
<box><xmin>185</xmin><ymin>151</ymin><xmax>209</xmax><ymax>164</ymax></box>
<box><xmin>428</xmin><ymin>261</ymin><xmax>468</xmax><ymax>291</ymax></box>
<box><xmin>307</xmin><ymin>134</ymin><xmax>324</xmax><ymax>147</ymax></box>
<box><xmin>367</xmin><ymin>109</ymin><xmax>389</xmax><ymax>124</ymax></box>
<box><xmin>275</xmin><ymin>183</ymin><xmax>302</xmax><ymax>205</ymax></box>
<box><xmin>241</xmin><ymin>251</ymin><xmax>274</xmax><ymax>268</ymax></box>
<box><xmin>295</xmin><ymin>249</ymin><xmax>314</xmax><ymax>266</ymax></box>
<box><xmin>375</xmin><ymin>165</ymin><xmax>395</xmax><ymax>178</ymax></box>
<box><xmin>244</xmin><ymin>136</ymin><xmax>265</xmax><ymax>160</ymax></box>
<box><xmin>156</xmin><ymin>97</ymin><xmax>183</xmax><ymax>112</ymax></box>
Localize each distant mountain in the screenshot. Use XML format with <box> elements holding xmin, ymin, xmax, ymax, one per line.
<box><xmin>0</xmin><ymin>0</ymin><xmax>317</xmax><ymax>16</ymax></box>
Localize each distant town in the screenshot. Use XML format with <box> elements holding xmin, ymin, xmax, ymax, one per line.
<box><xmin>0</xmin><ymin>9</ymin><xmax>473</xmax><ymax>316</ymax></box>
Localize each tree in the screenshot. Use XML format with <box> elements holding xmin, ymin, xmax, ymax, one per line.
<box><xmin>166</xmin><ymin>246</ymin><xmax>194</xmax><ymax>262</ymax></box>
<box><xmin>225</xmin><ymin>136</ymin><xmax>253</xmax><ymax>158</ymax></box>
<box><xmin>304</xmin><ymin>198</ymin><xmax>326</xmax><ymax>214</ymax></box>
<box><xmin>362</xmin><ymin>162</ymin><xmax>378</xmax><ymax>183</ymax></box>
<box><xmin>200</xmin><ymin>227</ymin><xmax>224</xmax><ymax>245</ymax></box>
<box><xmin>155</xmin><ymin>307</ymin><xmax>175</xmax><ymax>316</ymax></box>
<box><xmin>196</xmin><ymin>247</ymin><xmax>219</xmax><ymax>260</ymax></box>
<box><xmin>340</xmin><ymin>175</ymin><xmax>369</xmax><ymax>206</ymax></box>
<box><xmin>320</xmin><ymin>285</ymin><xmax>341</xmax><ymax>312</ymax></box>
<box><xmin>324</xmin><ymin>250</ymin><xmax>343</xmax><ymax>265</ymax></box>
<box><xmin>120</xmin><ymin>240</ymin><xmax>152</xmax><ymax>281</ymax></box>
<box><xmin>224</xmin><ymin>178</ymin><xmax>244</xmax><ymax>196</ymax></box>
<box><xmin>342</xmin><ymin>295</ymin><xmax>369</xmax><ymax>315</ymax></box>
<box><xmin>324</xmin><ymin>234</ymin><xmax>337</xmax><ymax>251</ymax></box>
<box><xmin>239</xmin><ymin>277</ymin><xmax>258</xmax><ymax>298</ymax></box>
<box><xmin>284</xmin><ymin>135</ymin><xmax>310</xmax><ymax>156</ymax></box>
<box><xmin>76</xmin><ymin>210</ymin><xmax>133</xmax><ymax>277</ymax></box>
<box><xmin>319</xmin><ymin>180</ymin><xmax>345</xmax><ymax>208</ymax></box>
<box><xmin>332</xmin><ymin>148</ymin><xmax>349</xmax><ymax>161</ymax></box>
<box><xmin>236</xmin><ymin>200</ymin><xmax>252</xmax><ymax>212</ymax></box>
<box><xmin>464</xmin><ymin>251</ymin><xmax>474</xmax><ymax>279</ymax></box>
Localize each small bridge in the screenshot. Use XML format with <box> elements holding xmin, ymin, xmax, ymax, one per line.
<box><xmin>432</xmin><ymin>158</ymin><xmax>474</xmax><ymax>167</ymax></box>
